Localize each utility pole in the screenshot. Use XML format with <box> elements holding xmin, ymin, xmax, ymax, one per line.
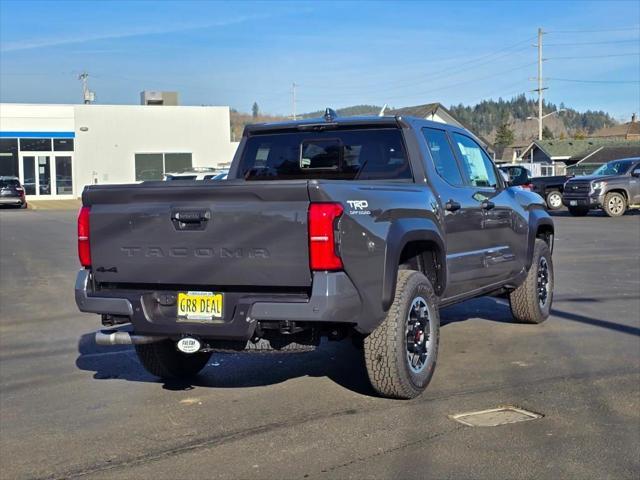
<box><xmin>535</xmin><ymin>28</ymin><xmax>547</xmax><ymax>140</ymax></box>
<box><xmin>78</xmin><ymin>72</ymin><xmax>95</xmax><ymax>104</ymax></box>
<box><xmin>291</xmin><ymin>82</ymin><xmax>297</xmax><ymax>120</ymax></box>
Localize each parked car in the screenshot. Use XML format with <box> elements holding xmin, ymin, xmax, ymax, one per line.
<box><xmin>75</xmin><ymin>111</ymin><xmax>554</xmax><ymax>399</ymax></box>
<box><xmin>0</xmin><ymin>176</ymin><xmax>27</xmax><ymax>208</ymax></box>
<box><xmin>563</xmin><ymin>157</ymin><xmax>640</xmax><ymax>217</ymax></box>
<box><xmin>163</xmin><ymin>167</ymin><xmax>228</xmax><ymax>181</ymax></box>
<box><xmin>498</xmin><ymin>165</ymin><xmax>568</xmax><ymax>210</ymax></box>
<box><xmin>499</xmin><ymin>165</ymin><xmax>533</xmax><ymax>190</ymax></box>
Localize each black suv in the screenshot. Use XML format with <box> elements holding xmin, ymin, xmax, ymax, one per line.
<box><xmin>0</xmin><ymin>176</ymin><xmax>27</xmax><ymax>208</ymax></box>
<box><xmin>563</xmin><ymin>158</ymin><xmax>640</xmax><ymax>217</ymax></box>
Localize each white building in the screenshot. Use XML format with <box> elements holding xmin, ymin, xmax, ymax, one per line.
<box><xmin>0</xmin><ymin>103</ymin><xmax>238</xmax><ymax>199</ymax></box>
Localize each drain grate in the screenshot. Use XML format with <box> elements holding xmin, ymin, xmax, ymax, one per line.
<box><xmin>450</xmin><ymin>406</ymin><xmax>543</xmax><ymax>427</ymax></box>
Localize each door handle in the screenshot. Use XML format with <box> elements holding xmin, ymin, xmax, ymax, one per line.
<box><xmin>481</xmin><ymin>200</ymin><xmax>495</xmax><ymax>210</ymax></box>
<box><xmin>444</xmin><ymin>200</ymin><xmax>461</xmax><ymax>212</ymax></box>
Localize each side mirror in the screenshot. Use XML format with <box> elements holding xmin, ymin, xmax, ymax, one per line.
<box><xmin>632</xmin><ymin>168</ymin><xmax>640</xmax><ymax>177</ymax></box>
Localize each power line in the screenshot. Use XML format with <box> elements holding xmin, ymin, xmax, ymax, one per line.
<box><xmin>300</xmin><ymin>36</ymin><xmax>536</xmax><ymax>94</ymax></box>
<box><xmin>547</xmin><ymin>77</ymin><xmax>640</xmax><ymax>84</ymax></box>
<box><xmin>548</xmin><ymin>26</ymin><xmax>640</xmax><ymax>33</ymax></box>
<box><xmin>544</xmin><ymin>39</ymin><xmax>640</xmax><ymax>46</ymax></box>
<box><xmin>547</xmin><ymin>53</ymin><xmax>640</xmax><ymax>60</ymax></box>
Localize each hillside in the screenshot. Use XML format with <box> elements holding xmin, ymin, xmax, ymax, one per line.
<box><xmin>230</xmin><ymin>96</ymin><xmax>618</xmax><ymax>145</ymax></box>
<box><xmin>448</xmin><ymin>94</ymin><xmax>617</xmax><ymax>143</ymax></box>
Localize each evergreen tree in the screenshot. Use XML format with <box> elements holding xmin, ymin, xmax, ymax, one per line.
<box><xmin>252</xmin><ymin>102</ymin><xmax>259</xmax><ymax>118</ymax></box>
<box><xmin>495</xmin><ymin>123</ymin><xmax>515</xmax><ymax>147</ymax></box>
<box><xmin>542</xmin><ymin>125</ymin><xmax>554</xmax><ymax>139</ymax></box>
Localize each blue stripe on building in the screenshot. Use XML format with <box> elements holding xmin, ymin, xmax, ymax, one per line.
<box><xmin>0</xmin><ymin>131</ymin><xmax>75</xmax><ymax>138</ymax></box>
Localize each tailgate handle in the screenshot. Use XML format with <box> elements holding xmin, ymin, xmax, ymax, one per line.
<box><xmin>172</xmin><ymin>210</ymin><xmax>211</xmax><ymax>223</ymax></box>
<box><xmin>171</xmin><ymin>210</ymin><xmax>211</xmax><ymax>230</ymax></box>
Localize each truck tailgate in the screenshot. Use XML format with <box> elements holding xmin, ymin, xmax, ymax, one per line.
<box><xmin>84</xmin><ymin>181</ymin><xmax>311</xmax><ymax>287</ymax></box>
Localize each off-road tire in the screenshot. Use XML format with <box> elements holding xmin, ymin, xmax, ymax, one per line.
<box><xmin>545</xmin><ymin>190</ymin><xmax>563</xmax><ymax>210</ymax></box>
<box><xmin>135</xmin><ymin>339</ymin><xmax>212</xmax><ymax>379</ymax></box>
<box><xmin>509</xmin><ymin>239</ymin><xmax>553</xmax><ymax>324</ymax></box>
<box><xmin>568</xmin><ymin>206</ymin><xmax>589</xmax><ymax>216</ymax></box>
<box><xmin>603</xmin><ymin>192</ymin><xmax>627</xmax><ymax>217</ymax></box>
<box><xmin>363</xmin><ymin>270</ymin><xmax>440</xmax><ymax>399</ymax></box>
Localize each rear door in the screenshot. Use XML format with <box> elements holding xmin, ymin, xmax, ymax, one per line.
<box><xmin>86</xmin><ymin>181</ymin><xmax>311</xmax><ymax>287</ymax></box>
<box><xmin>421</xmin><ymin>127</ymin><xmax>486</xmax><ymax>298</ymax></box>
<box><xmin>450</xmin><ymin>132</ymin><xmax>524</xmax><ymax>285</ymax></box>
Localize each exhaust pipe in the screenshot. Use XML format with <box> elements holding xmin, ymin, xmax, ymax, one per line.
<box><xmin>95</xmin><ymin>330</ymin><xmax>167</xmax><ymax>346</ymax></box>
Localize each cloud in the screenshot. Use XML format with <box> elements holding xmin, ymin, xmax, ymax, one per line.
<box><xmin>0</xmin><ymin>14</ymin><xmax>266</xmax><ymax>53</ymax></box>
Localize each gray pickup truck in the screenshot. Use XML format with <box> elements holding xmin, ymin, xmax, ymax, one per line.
<box><xmin>563</xmin><ymin>157</ymin><xmax>640</xmax><ymax>217</ymax></box>
<box><xmin>75</xmin><ymin>111</ymin><xmax>555</xmax><ymax>399</ymax></box>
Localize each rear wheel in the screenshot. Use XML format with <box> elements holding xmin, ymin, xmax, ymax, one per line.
<box><xmin>568</xmin><ymin>206</ymin><xmax>589</xmax><ymax>216</ymax></box>
<box><xmin>545</xmin><ymin>190</ymin><xmax>563</xmax><ymax>210</ymax></box>
<box><xmin>509</xmin><ymin>239</ymin><xmax>553</xmax><ymax>324</ymax></box>
<box><xmin>603</xmin><ymin>192</ymin><xmax>626</xmax><ymax>217</ymax></box>
<box><xmin>135</xmin><ymin>339</ymin><xmax>211</xmax><ymax>379</ymax></box>
<box><xmin>363</xmin><ymin>270</ymin><xmax>440</xmax><ymax>399</ymax></box>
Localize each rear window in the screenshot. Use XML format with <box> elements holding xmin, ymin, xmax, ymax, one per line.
<box><xmin>239</xmin><ymin>128</ymin><xmax>412</xmax><ymax>181</ymax></box>
<box><xmin>0</xmin><ymin>178</ymin><xmax>20</xmax><ymax>188</ymax></box>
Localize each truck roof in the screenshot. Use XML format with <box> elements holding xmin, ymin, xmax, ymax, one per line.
<box><xmin>242</xmin><ymin>113</ymin><xmax>480</xmax><ymax>144</ymax></box>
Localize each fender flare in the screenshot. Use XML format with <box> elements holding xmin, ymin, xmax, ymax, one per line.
<box><xmin>527</xmin><ymin>210</ymin><xmax>554</xmax><ymax>270</ymax></box>
<box><xmin>382</xmin><ymin>218</ymin><xmax>446</xmax><ymax>311</ymax></box>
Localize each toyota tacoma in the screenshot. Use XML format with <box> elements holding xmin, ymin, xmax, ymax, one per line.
<box><xmin>75</xmin><ymin>110</ymin><xmax>555</xmax><ymax>399</ymax></box>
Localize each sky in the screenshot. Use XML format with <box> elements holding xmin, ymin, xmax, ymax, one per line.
<box><xmin>0</xmin><ymin>0</ymin><xmax>638</xmax><ymax>121</ymax></box>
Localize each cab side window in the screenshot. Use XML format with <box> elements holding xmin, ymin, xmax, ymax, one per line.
<box><xmin>452</xmin><ymin>133</ymin><xmax>498</xmax><ymax>188</ymax></box>
<box><xmin>422</xmin><ymin>127</ymin><xmax>464</xmax><ymax>186</ymax></box>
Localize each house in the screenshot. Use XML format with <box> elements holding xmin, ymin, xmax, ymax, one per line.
<box><xmin>385</xmin><ymin>103</ymin><xmax>494</xmax><ymax>153</ymax></box>
<box><xmin>591</xmin><ymin>114</ymin><xmax>640</xmax><ymax>140</ymax></box>
<box><xmin>519</xmin><ymin>138</ymin><xmax>640</xmax><ymax>176</ymax></box>
<box><xmin>496</xmin><ymin>141</ymin><xmax>530</xmax><ymax>164</ymax></box>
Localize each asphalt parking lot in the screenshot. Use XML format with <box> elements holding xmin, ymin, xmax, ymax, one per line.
<box><xmin>0</xmin><ymin>208</ymin><xmax>638</xmax><ymax>479</ymax></box>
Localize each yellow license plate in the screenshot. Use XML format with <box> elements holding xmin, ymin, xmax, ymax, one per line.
<box><xmin>177</xmin><ymin>291</ymin><xmax>223</xmax><ymax>321</ymax></box>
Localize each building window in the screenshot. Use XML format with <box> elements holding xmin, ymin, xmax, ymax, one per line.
<box><xmin>0</xmin><ymin>138</ymin><xmax>19</xmax><ymax>177</ymax></box>
<box><xmin>164</xmin><ymin>153</ymin><xmax>192</xmax><ymax>173</ymax></box>
<box><xmin>20</xmin><ymin>138</ymin><xmax>52</xmax><ymax>151</ymax></box>
<box><xmin>134</xmin><ymin>153</ymin><xmax>192</xmax><ymax>181</ymax></box>
<box><xmin>135</xmin><ymin>153</ymin><xmax>164</xmax><ymax>181</ymax></box>
<box><xmin>56</xmin><ymin>156</ymin><xmax>73</xmax><ymax>194</ymax></box>
<box><xmin>53</xmin><ymin>139</ymin><xmax>74</xmax><ymax>151</ymax></box>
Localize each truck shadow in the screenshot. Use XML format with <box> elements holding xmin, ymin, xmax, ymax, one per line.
<box><xmin>75</xmin><ymin>330</ymin><xmax>376</xmax><ymax>396</ymax></box>
<box><xmin>75</xmin><ymin>296</ymin><xmax>638</xmax><ymax>396</ymax></box>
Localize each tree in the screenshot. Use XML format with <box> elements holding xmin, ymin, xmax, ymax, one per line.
<box><xmin>542</xmin><ymin>125</ymin><xmax>554</xmax><ymax>139</ymax></box>
<box><xmin>494</xmin><ymin>122</ymin><xmax>515</xmax><ymax>147</ymax></box>
<box><xmin>252</xmin><ymin>102</ymin><xmax>259</xmax><ymax>118</ymax></box>
<box><xmin>573</xmin><ymin>130</ymin><xmax>587</xmax><ymax>140</ymax></box>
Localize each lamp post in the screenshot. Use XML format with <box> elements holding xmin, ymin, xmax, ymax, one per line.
<box><xmin>527</xmin><ymin>109</ymin><xmax>566</xmax><ymax>138</ymax></box>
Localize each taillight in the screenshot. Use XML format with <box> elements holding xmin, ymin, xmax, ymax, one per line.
<box><xmin>78</xmin><ymin>206</ymin><xmax>91</xmax><ymax>267</ymax></box>
<box><xmin>308</xmin><ymin>203</ymin><xmax>343</xmax><ymax>271</ymax></box>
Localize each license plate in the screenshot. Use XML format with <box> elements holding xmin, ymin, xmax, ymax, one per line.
<box><xmin>177</xmin><ymin>291</ymin><xmax>223</xmax><ymax>321</ymax></box>
<box><xmin>570</xmin><ymin>200</ymin><xmax>577</xmax><ymax>206</ymax></box>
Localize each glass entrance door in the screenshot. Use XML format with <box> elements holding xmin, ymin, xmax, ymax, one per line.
<box><xmin>21</xmin><ymin>155</ymin><xmax>52</xmax><ymax>196</ymax></box>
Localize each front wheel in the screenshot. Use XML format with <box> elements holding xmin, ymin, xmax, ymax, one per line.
<box><xmin>363</xmin><ymin>270</ymin><xmax>440</xmax><ymax>399</ymax></box>
<box><xmin>545</xmin><ymin>190</ymin><xmax>563</xmax><ymax>210</ymax></box>
<box><xmin>603</xmin><ymin>192</ymin><xmax>627</xmax><ymax>217</ymax></box>
<box><xmin>509</xmin><ymin>239</ymin><xmax>553</xmax><ymax>324</ymax></box>
<box><xmin>135</xmin><ymin>339</ymin><xmax>212</xmax><ymax>379</ymax></box>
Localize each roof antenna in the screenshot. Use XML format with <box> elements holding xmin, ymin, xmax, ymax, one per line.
<box><xmin>378</xmin><ymin>104</ymin><xmax>387</xmax><ymax>116</ymax></box>
<box><xmin>324</xmin><ymin>108</ymin><xmax>337</xmax><ymax>122</ymax></box>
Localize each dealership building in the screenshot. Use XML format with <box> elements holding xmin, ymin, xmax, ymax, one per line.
<box><xmin>0</xmin><ymin>103</ymin><xmax>238</xmax><ymax>199</ymax></box>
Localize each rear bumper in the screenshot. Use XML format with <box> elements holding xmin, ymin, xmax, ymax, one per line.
<box><xmin>0</xmin><ymin>197</ymin><xmax>25</xmax><ymax>205</ymax></box>
<box><xmin>75</xmin><ymin>269</ymin><xmax>363</xmax><ymax>341</ymax></box>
